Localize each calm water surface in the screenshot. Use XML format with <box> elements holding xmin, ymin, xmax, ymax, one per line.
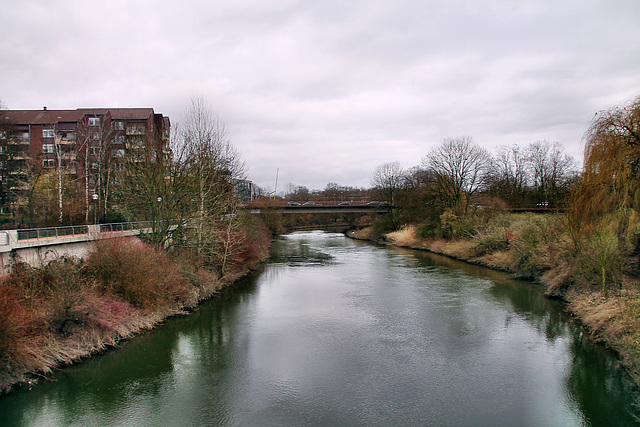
<box><xmin>0</xmin><ymin>231</ymin><xmax>638</xmax><ymax>426</ymax></box>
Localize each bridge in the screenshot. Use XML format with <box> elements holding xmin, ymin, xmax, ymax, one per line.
<box><xmin>244</xmin><ymin>201</ymin><xmax>390</xmax><ymax>214</ymax></box>
<box><xmin>0</xmin><ymin>222</ymin><xmax>155</xmax><ymax>275</ymax></box>
<box><xmin>0</xmin><ymin>202</ymin><xmax>391</xmax><ymax>274</ymax></box>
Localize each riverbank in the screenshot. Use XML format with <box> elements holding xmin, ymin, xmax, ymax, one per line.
<box><xmin>347</xmin><ymin>217</ymin><xmax>640</xmax><ymax>384</ymax></box>
<box><xmin>0</xmin><ymin>221</ymin><xmax>272</xmax><ymax>395</ymax></box>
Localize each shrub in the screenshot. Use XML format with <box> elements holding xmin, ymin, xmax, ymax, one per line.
<box><xmin>452</xmin><ymin>214</ymin><xmax>483</xmax><ymax>238</ymax></box>
<box><xmin>472</xmin><ymin>228</ymin><xmax>510</xmax><ymax>257</ymax></box>
<box><xmin>573</xmin><ymin>230</ymin><xmax>623</xmax><ymax>298</ymax></box>
<box><xmin>37</xmin><ymin>257</ymin><xmax>88</xmax><ymax>335</ymax></box>
<box><xmin>440</xmin><ymin>209</ymin><xmax>457</xmax><ymax>239</ymax></box>
<box><xmin>3</xmin><ymin>257</ymin><xmax>88</xmax><ymax>334</ymax></box>
<box><xmin>85</xmin><ymin>238</ymin><xmax>192</xmax><ymax>310</ymax></box>
<box><xmin>417</xmin><ymin>220</ymin><xmax>438</xmax><ymax>239</ymax></box>
<box><xmin>370</xmin><ymin>215</ymin><xmax>397</xmax><ymax>240</ymax></box>
<box><xmin>0</xmin><ymin>283</ymin><xmax>29</xmax><ymax>367</ymax></box>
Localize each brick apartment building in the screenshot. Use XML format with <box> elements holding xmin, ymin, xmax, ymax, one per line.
<box><xmin>0</xmin><ymin>107</ymin><xmax>171</xmax><ymax>220</ymax></box>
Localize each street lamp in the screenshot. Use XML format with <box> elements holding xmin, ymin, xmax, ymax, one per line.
<box><xmin>92</xmin><ymin>193</ymin><xmax>98</xmax><ymax>224</ymax></box>
<box><xmin>155</xmin><ymin>196</ymin><xmax>163</xmax><ymax>241</ymax></box>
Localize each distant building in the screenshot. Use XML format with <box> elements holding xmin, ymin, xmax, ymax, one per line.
<box><xmin>234</xmin><ymin>179</ymin><xmax>256</xmax><ymax>203</ymax></box>
<box><xmin>0</xmin><ymin>107</ymin><xmax>170</xmax><ymax>217</ymax></box>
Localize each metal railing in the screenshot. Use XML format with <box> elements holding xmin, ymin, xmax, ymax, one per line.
<box><xmin>99</xmin><ymin>221</ymin><xmax>153</xmax><ymax>233</ymax></box>
<box><xmin>0</xmin><ymin>220</ymin><xmax>182</xmax><ymax>246</ymax></box>
<box><xmin>17</xmin><ymin>225</ymin><xmax>89</xmax><ymax>241</ymax></box>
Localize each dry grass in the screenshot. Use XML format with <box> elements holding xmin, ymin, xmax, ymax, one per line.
<box><xmin>350</xmin><ymin>227</ymin><xmax>377</xmax><ymax>240</ymax></box>
<box><xmin>475</xmin><ymin>250</ymin><xmax>517</xmax><ymax>271</ymax></box>
<box><xmin>0</xmin><ymin>219</ymin><xmax>272</xmax><ymax>394</ymax></box>
<box><xmin>565</xmin><ymin>285</ymin><xmax>640</xmax><ymax>380</ymax></box>
<box><xmin>386</xmin><ymin>225</ymin><xmax>420</xmax><ymax>247</ymax></box>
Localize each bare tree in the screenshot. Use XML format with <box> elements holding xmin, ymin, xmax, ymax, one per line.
<box><xmin>423</xmin><ymin>136</ymin><xmax>490</xmax><ymax>213</ymax></box>
<box><xmin>370</xmin><ymin>161</ymin><xmax>405</xmax><ymax>205</ymax></box>
<box><xmin>121</xmin><ymin>130</ymin><xmax>172</xmax><ymax>242</ymax></box>
<box><xmin>53</xmin><ymin>131</ymin><xmax>63</xmax><ymax>224</ymax></box>
<box><xmin>526</xmin><ymin>140</ymin><xmax>577</xmax><ymax>207</ymax></box>
<box><xmin>487</xmin><ymin>145</ymin><xmax>529</xmax><ymax>206</ymax></box>
<box><xmin>370</xmin><ymin>162</ymin><xmax>405</xmax><ymax>230</ymax></box>
<box><xmin>396</xmin><ymin>166</ymin><xmax>438</xmax><ymax>222</ymax></box>
<box><xmin>286</xmin><ymin>185</ymin><xmax>310</xmax><ymax>202</ymax></box>
<box><xmin>74</xmin><ymin>116</ymin><xmax>117</xmax><ymax>223</ymax></box>
<box><xmin>170</xmin><ymin>97</ymin><xmax>247</xmax><ymax>273</ymax></box>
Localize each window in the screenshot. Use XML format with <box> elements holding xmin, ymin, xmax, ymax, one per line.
<box><xmin>43</xmin><ymin>159</ymin><xmax>55</xmax><ymax>168</ymax></box>
<box><xmin>61</xmin><ymin>131</ymin><xmax>76</xmax><ymax>142</ymax></box>
<box><xmin>115</xmin><ymin>135</ymin><xmax>125</xmax><ymax>143</ymax></box>
<box><xmin>91</xmin><ymin>162</ymin><xmax>98</xmax><ymax>169</ymax></box>
<box><xmin>112</xmin><ymin>149</ymin><xmax>125</xmax><ymax>158</ymax></box>
<box><xmin>113</xmin><ymin>121</ymin><xmax>125</xmax><ymax>130</ymax></box>
<box><xmin>88</xmin><ymin>117</ymin><xmax>100</xmax><ymax>126</ymax></box>
<box><xmin>43</xmin><ymin>144</ymin><xmax>54</xmax><ymax>153</ymax></box>
<box><xmin>126</xmin><ymin>124</ymin><xmax>146</xmax><ymax>135</ymax></box>
<box><xmin>43</xmin><ymin>129</ymin><xmax>55</xmax><ymax>138</ymax></box>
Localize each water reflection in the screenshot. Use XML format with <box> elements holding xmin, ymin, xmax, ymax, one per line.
<box><xmin>0</xmin><ymin>231</ymin><xmax>638</xmax><ymax>426</ymax></box>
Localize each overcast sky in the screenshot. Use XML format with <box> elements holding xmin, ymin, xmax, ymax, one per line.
<box><xmin>1</xmin><ymin>0</ymin><xmax>639</xmax><ymax>192</ymax></box>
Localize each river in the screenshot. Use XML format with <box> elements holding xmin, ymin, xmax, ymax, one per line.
<box><xmin>0</xmin><ymin>230</ymin><xmax>638</xmax><ymax>426</ymax></box>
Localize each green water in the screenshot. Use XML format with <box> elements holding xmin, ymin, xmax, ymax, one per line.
<box><xmin>0</xmin><ymin>231</ymin><xmax>638</xmax><ymax>426</ymax></box>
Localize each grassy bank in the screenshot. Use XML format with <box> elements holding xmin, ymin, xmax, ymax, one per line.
<box><xmin>0</xmin><ymin>220</ymin><xmax>272</xmax><ymax>394</ymax></box>
<box><xmin>349</xmin><ymin>213</ymin><xmax>640</xmax><ymax>383</ymax></box>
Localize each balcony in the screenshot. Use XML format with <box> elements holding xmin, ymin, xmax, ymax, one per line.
<box><xmin>9</xmin><ymin>183</ymin><xmax>30</xmax><ymax>191</ymax></box>
<box><xmin>8</xmin><ymin>139</ymin><xmax>29</xmax><ymax>145</ymax></box>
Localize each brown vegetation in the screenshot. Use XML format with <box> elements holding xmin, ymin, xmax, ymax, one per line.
<box><xmin>0</xmin><ymin>219</ymin><xmax>271</xmax><ymax>394</ymax></box>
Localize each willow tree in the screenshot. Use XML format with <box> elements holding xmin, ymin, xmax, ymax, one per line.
<box><xmin>569</xmin><ymin>97</ymin><xmax>640</xmax><ymax>296</ymax></box>
<box><xmin>571</xmin><ymin>96</ymin><xmax>640</xmax><ymax>227</ymax></box>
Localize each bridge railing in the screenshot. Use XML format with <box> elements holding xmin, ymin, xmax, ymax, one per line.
<box><xmin>0</xmin><ymin>221</ymin><xmax>163</xmax><ymax>247</ymax></box>
<box><xmin>99</xmin><ymin>221</ymin><xmax>153</xmax><ymax>233</ymax></box>
<box><xmin>16</xmin><ymin>225</ymin><xmax>90</xmax><ymax>241</ymax></box>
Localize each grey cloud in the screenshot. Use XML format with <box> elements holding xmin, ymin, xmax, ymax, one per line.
<box><xmin>1</xmin><ymin>0</ymin><xmax>639</xmax><ymax>190</ymax></box>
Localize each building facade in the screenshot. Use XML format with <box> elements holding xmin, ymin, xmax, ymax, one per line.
<box><xmin>0</xmin><ymin>107</ymin><xmax>170</xmax><ymax>222</ymax></box>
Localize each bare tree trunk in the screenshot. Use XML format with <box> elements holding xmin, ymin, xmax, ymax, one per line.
<box><xmin>85</xmin><ymin>142</ymin><xmax>89</xmax><ymax>224</ymax></box>
<box><xmin>54</xmin><ymin>135</ymin><xmax>63</xmax><ymax>224</ymax></box>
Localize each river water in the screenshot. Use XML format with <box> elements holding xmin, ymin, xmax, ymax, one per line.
<box><xmin>0</xmin><ymin>230</ymin><xmax>639</xmax><ymax>426</ymax></box>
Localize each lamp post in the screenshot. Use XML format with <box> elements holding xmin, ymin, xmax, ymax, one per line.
<box><xmin>92</xmin><ymin>193</ymin><xmax>98</xmax><ymax>224</ymax></box>
<box><xmin>156</xmin><ymin>196</ymin><xmax>162</xmax><ymax>240</ymax></box>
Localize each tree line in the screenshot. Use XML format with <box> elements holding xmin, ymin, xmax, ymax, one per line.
<box><xmin>370</xmin><ymin>136</ymin><xmax>579</xmax><ymax>230</ymax></box>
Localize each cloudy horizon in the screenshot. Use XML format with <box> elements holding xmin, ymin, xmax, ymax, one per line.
<box><xmin>1</xmin><ymin>0</ymin><xmax>639</xmax><ymax>193</ymax></box>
